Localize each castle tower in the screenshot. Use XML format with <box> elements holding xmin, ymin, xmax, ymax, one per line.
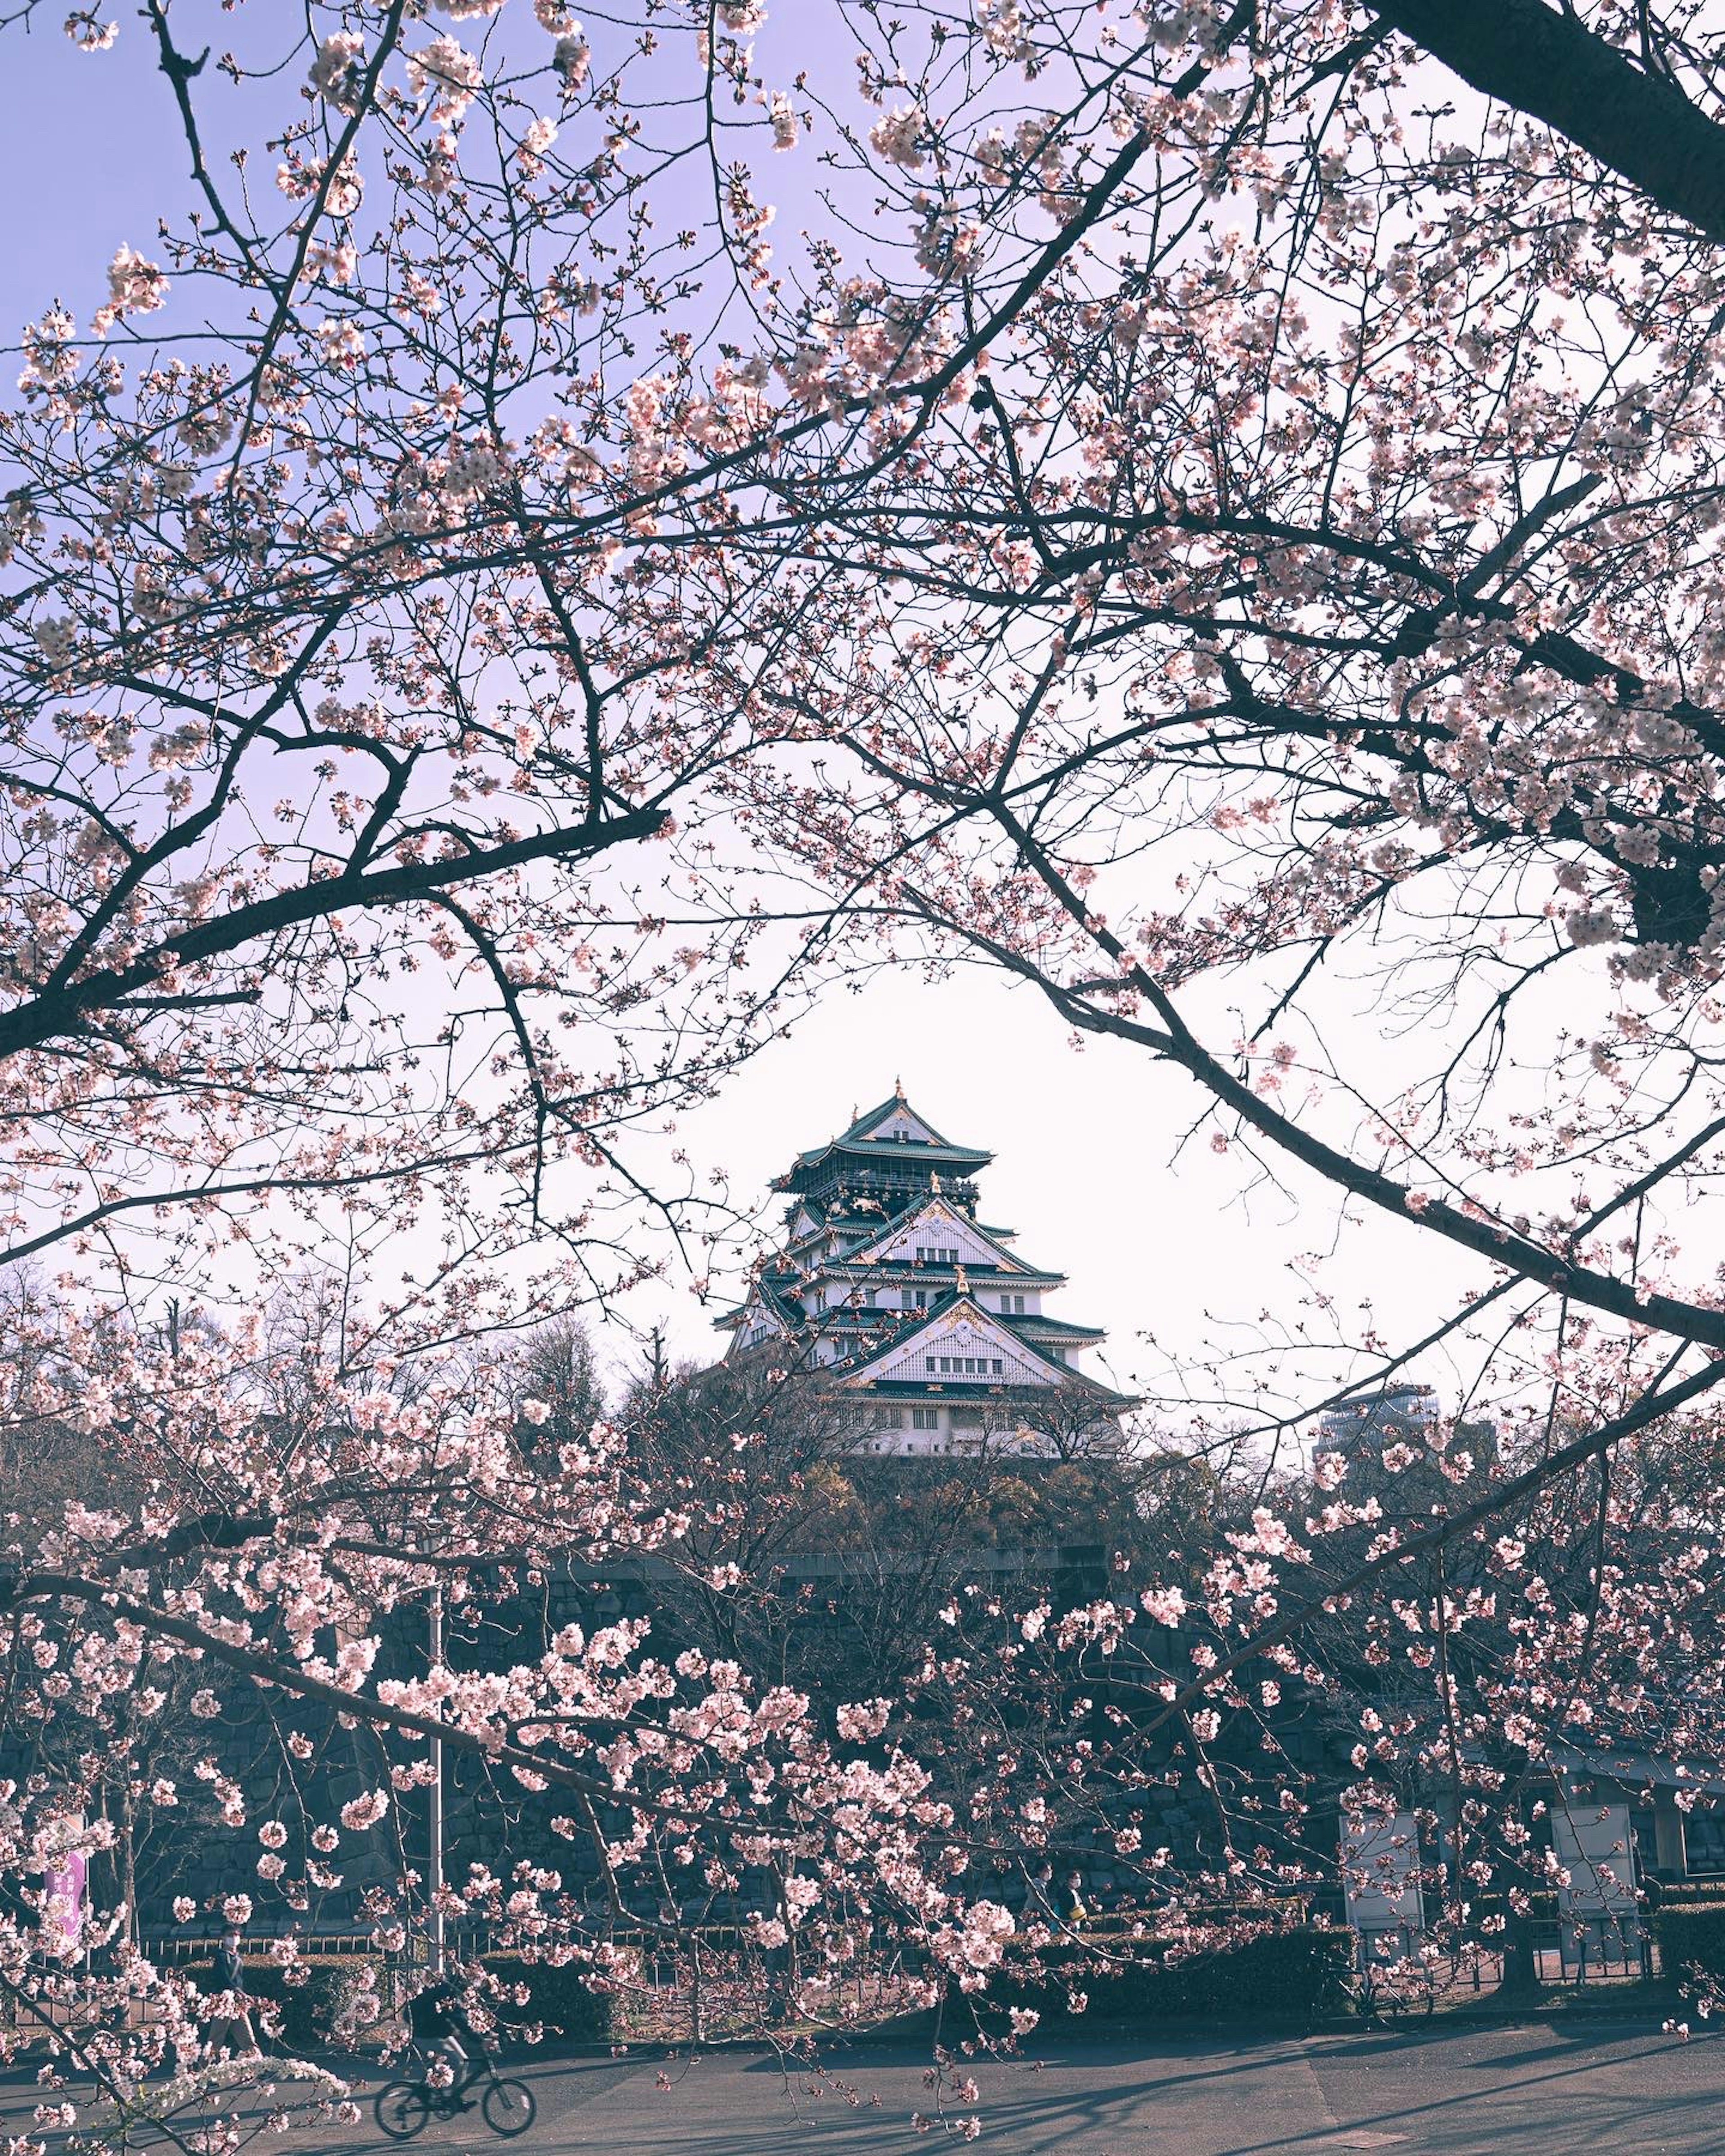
<box><xmin>715</xmin><ymin>1091</ymin><xmax>1132</xmax><ymax>1458</ymax></box>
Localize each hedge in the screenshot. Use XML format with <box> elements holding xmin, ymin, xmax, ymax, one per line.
<box><xmin>181</xmin><ymin>1952</ymin><xmax>615</xmax><ymax>2050</ymax></box>
<box><xmin>1659</xmin><ymin>1880</ymin><xmax>1725</xmax><ymax>1907</ymax></box>
<box><xmin>183</xmin><ymin>1956</ymin><xmax>385</xmax><ymax>2051</ymax></box>
<box><xmin>477</xmin><ymin>1954</ymin><xmax>616</xmax><ymax>2047</ymax></box>
<box><xmin>995</xmin><ymin>1925</ymin><xmax>1353</xmax><ymax>2026</ymax></box>
<box><xmin>1653</xmin><ymin>1906</ymin><xmax>1725</xmax><ymax>1985</ymax></box>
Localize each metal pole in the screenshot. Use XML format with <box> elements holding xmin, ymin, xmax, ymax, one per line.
<box><xmin>428</xmin><ymin>1584</ymin><xmax>445</xmax><ymax>1977</ymax></box>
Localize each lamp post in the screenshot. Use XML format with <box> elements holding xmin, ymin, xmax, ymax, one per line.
<box><xmin>428</xmin><ymin>1583</ymin><xmax>445</xmax><ymax>1978</ymax></box>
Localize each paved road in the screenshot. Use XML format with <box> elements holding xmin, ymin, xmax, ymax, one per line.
<box><xmin>13</xmin><ymin>2019</ymin><xmax>1725</xmax><ymax>2152</ymax></box>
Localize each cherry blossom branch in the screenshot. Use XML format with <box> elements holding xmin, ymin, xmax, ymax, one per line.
<box><xmin>0</xmin><ymin>806</ymin><xmax>667</xmax><ymax>1063</ymax></box>
<box><xmin>1148</xmin><ymin>1351</ymin><xmax>1723</xmax><ymax>1735</ymax></box>
<box><xmin>938</xmin><ymin>814</ymin><xmax>1725</xmax><ymax>1356</ymax></box>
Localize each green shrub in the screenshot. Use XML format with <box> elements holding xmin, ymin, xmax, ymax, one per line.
<box><xmin>1654</xmin><ymin>1906</ymin><xmax>1725</xmax><ymax>1985</ymax></box>
<box><xmin>1659</xmin><ymin>1881</ymin><xmax>1725</xmax><ymax>1907</ymax></box>
<box><xmin>478</xmin><ymin>1954</ymin><xmax>615</xmax><ymax>2046</ymax></box>
<box><xmin>1003</xmin><ymin>1925</ymin><xmax>1353</xmax><ymax>2026</ymax></box>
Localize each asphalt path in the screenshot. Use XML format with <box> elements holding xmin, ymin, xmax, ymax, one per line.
<box><xmin>9</xmin><ymin>2019</ymin><xmax>1725</xmax><ymax>2152</ymax></box>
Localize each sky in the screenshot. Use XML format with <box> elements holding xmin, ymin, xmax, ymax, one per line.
<box><xmin>0</xmin><ymin>11</ymin><xmax>1494</xmax><ymax>1429</ymax></box>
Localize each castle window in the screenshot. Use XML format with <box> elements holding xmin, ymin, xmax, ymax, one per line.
<box><xmin>911</xmin><ymin>1407</ymin><xmax>938</xmax><ymax>1430</ymax></box>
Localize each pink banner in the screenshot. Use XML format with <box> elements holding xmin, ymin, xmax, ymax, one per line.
<box><xmin>43</xmin><ymin>1851</ymin><xmax>85</xmax><ymax>1952</ymax></box>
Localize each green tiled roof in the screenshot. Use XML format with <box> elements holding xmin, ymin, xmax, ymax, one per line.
<box><xmin>790</xmin><ymin>1137</ymin><xmax>991</xmax><ymax>1170</ymax></box>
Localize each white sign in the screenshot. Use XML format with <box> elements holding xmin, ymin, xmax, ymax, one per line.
<box><xmin>1340</xmin><ymin>1810</ymin><xmax>1424</xmax><ymax>1941</ymax></box>
<box><xmin>1553</xmin><ymin>1799</ymin><xmax>1637</xmax><ymax>1925</ymax></box>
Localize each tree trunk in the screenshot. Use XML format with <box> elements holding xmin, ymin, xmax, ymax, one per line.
<box><xmin>1370</xmin><ymin>0</ymin><xmax>1725</xmax><ymax>246</ymax></box>
<box><xmin>1498</xmin><ymin>1916</ymin><xmax>1539</xmax><ymax>1997</ymax></box>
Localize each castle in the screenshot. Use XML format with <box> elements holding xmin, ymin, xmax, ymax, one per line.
<box><xmin>716</xmin><ymin>1088</ymin><xmax>1132</xmax><ymax>1457</ymax></box>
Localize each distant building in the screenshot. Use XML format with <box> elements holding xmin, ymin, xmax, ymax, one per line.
<box><xmin>715</xmin><ymin>1087</ymin><xmax>1133</xmax><ymax>1458</ymax></box>
<box><xmin>1318</xmin><ymin>1384</ymin><xmax>1439</xmax><ymax>1456</ymax></box>
<box><xmin>1314</xmin><ymin>1381</ymin><xmax>1501</xmax><ymax>1513</ymax></box>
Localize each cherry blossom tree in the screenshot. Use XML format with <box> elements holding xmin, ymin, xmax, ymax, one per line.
<box><xmin>705</xmin><ymin>0</ymin><xmax>1725</xmax><ymax>2033</ymax></box>
<box><xmin>10</xmin><ymin>0</ymin><xmax>1725</xmax><ymax>2142</ymax></box>
<box><xmin>0</xmin><ymin>3</ymin><xmax>1334</xmax><ymax>2139</ymax></box>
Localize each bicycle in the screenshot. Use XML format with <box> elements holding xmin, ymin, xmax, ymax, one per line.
<box><xmin>373</xmin><ymin>2046</ymin><xmax>537</xmax><ymax>2140</ymax></box>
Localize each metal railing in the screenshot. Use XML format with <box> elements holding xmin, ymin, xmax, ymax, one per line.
<box><xmin>142</xmin><ymin>1932</ymin><xmax>382</xmax><ymax>1966</ymax></box>
<box><xmin>1539</xmin><ymin>1922</ymin><xmax>1654</xmax><ymax>1985</ymax></box>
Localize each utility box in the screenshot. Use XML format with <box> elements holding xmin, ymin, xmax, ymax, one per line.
<box><xmin>1553</xmin><ymin>1798</ymin><xmax>1639</xmax><ymax>1968</ymax></box>
<box><xmin>1340</xmin><ymin>1809</ymin><xmax>1424</xmax><ymax>1961</ymax></box>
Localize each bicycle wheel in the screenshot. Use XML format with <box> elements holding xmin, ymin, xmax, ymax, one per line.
<box><xmin>481</xmin><ymin>2074</ymin><xmax>537</xmax><ymax>2138</ymax></box>
<box><xmin>374</xmin><ymin>2079</ymin><xmax>432</xmax><ymax>2140</ymax></box>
